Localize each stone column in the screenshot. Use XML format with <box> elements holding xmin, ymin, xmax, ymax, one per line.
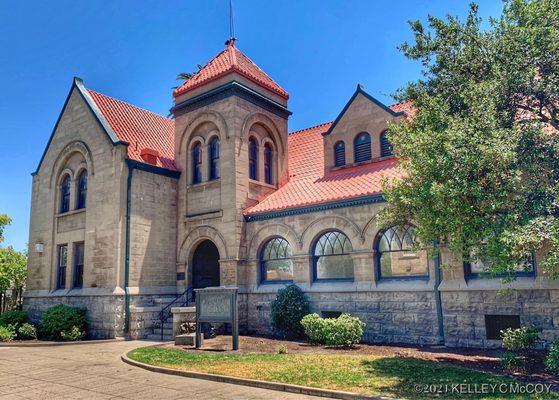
<box><xmin>220</xmin><ymin>259</ymin><xmax>238</xmax><ymax>286</ymax></box>
<box><xmin>176</xmin><ymin>261</ymin><xmax>187</xmax><ymax>291</ymax></box>
<box><xmin>439</xmin><ymin>246</ymin><xmax>465</xmax><ymax>281</ymax></box>
<box><xmin>352</xmin><ymin>251</ymin><xmax>375</xmax><ymax>283</ymax></box>
<box><xmin>292</xmin><ymin>254</ymin><xmax>311</xmax><ymax>284</ymax></box>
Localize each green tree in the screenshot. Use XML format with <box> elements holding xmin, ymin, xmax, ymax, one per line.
<box><xmin>379</xmin><ymin>0</ymin><xmax>559</xmax><ymax>278</ymax></box>
<box><xmin>0</xmin><ymin>214</ymin><xmax>11</xmax><ymax>244</ymax></box>
<box><xmin>0</xmin><ymin>247</ymin><xmax>27</xmax><ymax>310</ymax></box>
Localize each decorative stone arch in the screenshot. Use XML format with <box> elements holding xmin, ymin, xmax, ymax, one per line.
<box><xmin>361</xmin><ymin>211</ymin><xmax>383</xmax><ymax>248</ymax></box>
<box><xmin>247</xmin><ymin>223</ymin><xmax>302</xmax><ymax>260</ymax></box>
<box><xmin>49</xmin><ymin>140</ymin><xmax>94</xmax><ymax>189</ymax></box>
<box><xmin>301</xmin><ymin>215</ymin><xmax>363</xmax><ymax>253</ymax></box>
<box><xmin>178</xmin><ymin>225</ymin><xmax>229</xmax><ymax>264</ymax></box>
<box><xmin>241</xmin><ymin>112</ymin><xmax>285</xmax><ymax>155</ymax></box>
<box><xmin>188</xmin><ymin>135</ymin><xmax>206</xmax><ymax>150</ymax></box>
<box><xmin>178</xmin><ymin>110</ymin><xmax>229</xmax><ymax>156</ymax></box>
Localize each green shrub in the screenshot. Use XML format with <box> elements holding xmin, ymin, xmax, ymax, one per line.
<box><xmin>17</xmin><ymin>323</ymin><xmax>37</xmax><ymax>340</ymax></box>
<box><xmin>60</xmin><ymin>326</ymin><xmax>85</xmax><ymax>341</ymax></box>
<box><xmin>0</xmin><ymin>325</ymin><xmax>16</xmax><ymax>342</ymax></box>
<box><xmin>40</xmin><ymin>304</ymin><xmax>87</xmax><ymax>340</ymax></box>
<box><xmin>301</xmin><ymin>313</ymin><xmax>326</xmax><ymax>344</ymax></box>
<box><xmin>501</xmin><ymin>351</ymin><xmax>525</xmax><ymax>372</ymax></box>
<box><xmin>501</xmin><ymin>326</ymin><xmax>540</xmax><ymax>353</ymax></box>
<box><xmin>301</xmin><ymin>313</ymin><xmax>365</xmax><ymax>347</ymax></box>
<box><xmin>545</xmin><ymin>342</ymin><xmax>559</xmax><ymax>373</ymax></box>
<box><xmin>0</xmin><ymin>310</ymin><xmax>28</xmax><ymax>331</ymax></box>
<box><xmin>270</xmin><ymin>285</ymin><xmax>310</xmax><ymax>338</ymax></box>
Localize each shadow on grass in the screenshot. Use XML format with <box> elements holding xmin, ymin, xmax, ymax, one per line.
<box><xmin>361</xmin><ymin>357</ymin><xmax>558</xmax><ymax>400</ymax></box>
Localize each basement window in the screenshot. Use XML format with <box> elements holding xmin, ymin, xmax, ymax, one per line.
<box><xmin>484</xmin><ymin>315</ymin><xmax>520</xmax><ymax>340</ymax></box>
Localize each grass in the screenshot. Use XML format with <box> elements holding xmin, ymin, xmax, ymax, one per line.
<box><xmin>128</xmin><ymin>346</ymin><xmax>558</xmax><ymax>399</ymax></box>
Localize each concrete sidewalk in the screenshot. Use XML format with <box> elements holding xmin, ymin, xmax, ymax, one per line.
<box><xmin>0</xmin><ymin>340</ymin><xmax>322</xmax><ymax>399</ymax></box>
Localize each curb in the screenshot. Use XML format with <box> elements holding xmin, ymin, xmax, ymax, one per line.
<box><xmin>0</xmin><ymin>337</ymin><xmax>128</xmax><ymax>347</ymax></box>
<box><xmin>121</xmin><ymin>352</ymin><xmax>390</xmax><ymax>400</ymax></box>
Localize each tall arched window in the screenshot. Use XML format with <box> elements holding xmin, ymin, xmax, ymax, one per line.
<box><xmin>264</xmin><ymin>144</ymin><xmax>273</xmax><ymax>184</ymax></box>
<box><xmin>380</xmin><ymin>130</ymin><xmax>393</xmax><ymax>157</ymax></box>
<box><xmin>334</xmin><ymin>141</ymin><xmax>346</xmax><ymax>167</ymax></box>
<box><xmin>249</xmin><ymin>138</ymin><xmax>258</xmax><ymax>180</ymax></box>
<box><xmin>313</xmin><ymin>231</ymin><xmax>354</xmax><ymax>281</ymax></box>
<box><xmin>191</xmin><ymin>142</ymin><xmax>202</xmax><ymax>184</ymax></box>
<box><xmin>76</xmin><ymin>170</ymin><xmax>88</xmax><ymax>210</ymax></box>
<box><xmin>354</xmin><ymin>132</ymin><xmax>372</xmax><ymax>163</ymax></box>
<box><xmin>209</xmin><ymin>137</ymin><xmax>220</xmax><ymax>180</ymax></box>
<box><xmin>375</xmin><ymin>224</ymin><xmax>430</xmax><ymax>279</ymax></box>
<box><xmin>260</xmin><ymin>237</ymin><xmax>293</xmax><ymax>282</ymax></box>
<box><xmin>59</xmin><ymin>175</ymin><xmax>71</xmax><ymax>213</ymax></box>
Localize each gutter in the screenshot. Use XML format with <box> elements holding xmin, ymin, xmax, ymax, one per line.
<box><xmin>433</xmin><ymin>243</ymin><xmax>445</xmax><ymax>344</ymax></box>
<box><xmin>124</xmin><ymin>163</ymin><xmax>133</xmax><ymax>334</ymax></box>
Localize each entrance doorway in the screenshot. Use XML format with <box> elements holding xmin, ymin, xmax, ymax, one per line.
<box><xmin>191</xmin><ymin>240</ymin><xmax>220</xmax><ymax>290</ymax></box>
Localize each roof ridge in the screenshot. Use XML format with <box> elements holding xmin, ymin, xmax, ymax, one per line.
<box><xmin>289</xmin><ymin>121</ymin><xmax>333</xmax><ymax>136</ymax></box>
<box><xmin>87</xmin><ymin>89</ymin><xmax>172</xmax><ymax>122</ymax></box>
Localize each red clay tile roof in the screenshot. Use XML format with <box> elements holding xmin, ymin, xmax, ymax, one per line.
<box><xmin>244</xmin><ymin>106</ymin><xmax>407</xmax><ymax>216</ymax></box>
<box><xmin>87</xmin><ymin>90</ymin><xmax>177</xmax><ymax>171</ymax></box>
<box><xmin>173</xmin><ymin>41</ymin><xmax>288</xmax><ymax>100</ymax></box>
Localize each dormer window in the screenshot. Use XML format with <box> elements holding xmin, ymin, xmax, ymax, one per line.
<box><xmin>334</xmin><ymin>141</ymin><xmax>346</xmax><ymax>167</ymax></box>
<box><xmin>191</xmin><ymin>142</ymin><xmax>202</xmax><ymax>184</ymax></box>
<box><xmin>249</xmin><ymin>138</ymin><xmax>258</xmax><ymax>180</ymax></box>
<box><xmin>354</xmin><ymin>132</ymin><xmax>371</xmax><ymax>163</ymax></box>
<box><xmin>380</xmin><ymin>130</ymin><xmax>393</xmax><ymax>157</ymax></box>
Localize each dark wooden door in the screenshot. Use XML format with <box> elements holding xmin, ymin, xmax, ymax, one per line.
<box><xmin>192</xmin><ymin>240</ymin><xmax>220</xmax><ymax>289</ymax></box>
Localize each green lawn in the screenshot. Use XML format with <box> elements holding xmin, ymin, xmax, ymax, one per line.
<box><xmin>128</xmin><ymin>346</ymin><xmax>557</xmax><ymax>399</ymax></box>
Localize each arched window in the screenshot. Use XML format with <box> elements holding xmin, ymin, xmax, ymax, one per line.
<box><xmin>334</xmin><ymin>141</ymin><xmax>346</xmax><ymax>167</ymax></box>
<box><xmin>76</xmin><ymin>170</ymin><xmax>87</xmax><ymax>210</ymax></box>
<box><xmin>59</xmin><ymin>175</ymin><xmax>71</xmax><ymax>213</ymax></box>
<box><xmin>375</xmin><ymin>224</ymin><xmax>429</xmax><ymax>279</ymax></box>
<box><xmin>249</xmin><ymin>138</ymin><xmax>258</xmax><ymax>180</ymax></box>
<box><xmin>380</xmin><ymin>130</ymin><xmax>393</xmax><ymax>157</ymax></box>
<box><xmin>260</xmin><ymin>237</ymin><xmax>293</xmax><ymax>282</ymax></box>
<box><xmin>354</xmin><ymin>132</ymin><xmax>372</xmax><ymax>163</ymax></box>
<box><xmin>313</xmin><ymin>231</ymin><xmax>354</xmax><ymax>281</ymax></box>
<box><xmin>209</xmin><ymin>137</ymin><xmax>220</xmax><ymax>180</ymax></box>
<box><xmin>264</xmin><ymin>144</ymin><xmax>273</xmax><ymax>184</ymax></box>
<box><xmin>191</xmin><ymin>142</ymin><xmax>202</xmax><ymax>184</ymax></box>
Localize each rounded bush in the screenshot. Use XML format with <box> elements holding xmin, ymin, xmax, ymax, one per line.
<box><xmin>301</xmin><ymin>313</ymin><xmax>325</xmax><ymax>344</ymax></box>
<box><xmin>0</xmin><ymin>310</ymin><xmax>28</xmax><ymax>331</ymax></box>
<box><xmin>545</xmin><ymin>342</ymin><xmax>559</xmax><ymax>373</ymax></box>
<box><xmin>39</xmin><ymin>304</ymin><xmax>87</xmax><ymax>340</ymax></box>
<box><xmin>18</xmin><ymin>323</ymin><xmax>37</xmax><ymax>340</ymax></box>
<box><xmin>501</xmin><ymin>326</ymin><xmax>540</xmax><ymax>353</ymax></box>
<box><xmin>0</xmin><ymin>325</ymin><xmax>16</xmax><ymax>342</ymax></box>
<box><xmin>270</xmin><ymin>284</ymin><xmax>310</xmax><ymax>338</ymax></box>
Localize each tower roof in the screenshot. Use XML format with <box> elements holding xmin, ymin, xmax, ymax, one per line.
<box><xmin>173</xmin><ymin>41</ymin><xmax>288</xmax><ymax>100</ymax></box>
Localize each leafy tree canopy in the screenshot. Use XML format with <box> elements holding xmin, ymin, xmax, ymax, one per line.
<box><xmin>379</xmin><ymin>0</ymin><xmax>559</xmax><ymax>278</ymax></box>
<box><xmin>0</xmin><ymin>247</ymin><xmax>27</xmax><ymax>294</ymax></box>
<box><xmin>0</xmin><ymin>214</ymin><xmax>11</xmax><ymax>244</ymax></box>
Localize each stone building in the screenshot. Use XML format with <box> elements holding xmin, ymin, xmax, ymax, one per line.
<box><xmin>24</xmin><ymin>40</ymin><xmax>559</xmax><ymax>347</ymax></box>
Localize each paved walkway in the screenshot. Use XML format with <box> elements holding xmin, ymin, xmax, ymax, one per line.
<box><xmin>0</xmin><ymin>340</ymin><xmax>322</xmax><ymax>399</ymax></box>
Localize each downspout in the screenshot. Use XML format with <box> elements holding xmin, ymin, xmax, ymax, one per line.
<box><xmin>124</xmin><ymin>162</ymin><xmax>133</xmax><ymax>334</ymax></box>
<box><xmin>434</xmin><ymin>241</ymin><xmax>445</xmax><ymax>345</ymax></box>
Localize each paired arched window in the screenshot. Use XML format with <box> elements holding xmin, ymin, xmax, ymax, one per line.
<box><xmin>380</xmin><ymin>130</ymin><xmax>393</xmax><ymax>157</ymax></box>
<box><xmin>313</xmin><ymin>231</ymin><xmax>354</xmax><ymax>281</ymax></box>
<box><xmin>59</xmin><ymin>175</ymin><xmax>71</xmax><ymax>213</ymax></box>
<box><xmin>249</xmin><ymin>138</ymin><xmax>258</xmax><ymax>180</ymax></box>
<box><xmin>76</xmin><ymin>170</ymin><xmax>88</xmax><ymax>210</ymax></box>
<box><xmin>334</xmin><ymin>141</ymin><xmax>346</xmax><ymax>167</ymax></box>
<box><xmin>375</xmin><ymin>224</ymin><xmax>429</xmax><ymax>279</ymax></box>
<box><xmin>191</xmin><ymin>142</ymin><xmax>202</xmax><ymax>184</ymax></box>
<box><xmin>209</xmin><ymin>137</ymin><xmax>220</xmax><ymax>180</ymax></box>
<box><xmin>354</xmin><ymin>132</ymin><xmax>371</xmax><ymax>163</ymax></box>
<box><xmin>264</xmin><ymin>144</ymin><xmax>273</xmax><ymax>184</ymax></box>
<box><xmin>260</xmin><ymin>237</ymin><xmax>293</xmax><ymax>282</ymax></box>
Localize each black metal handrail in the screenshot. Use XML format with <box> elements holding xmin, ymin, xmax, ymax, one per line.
<box><xmin>158</xmin><ymin>286</ymin><xmax>194</xmax><ymax>340</ymax></box>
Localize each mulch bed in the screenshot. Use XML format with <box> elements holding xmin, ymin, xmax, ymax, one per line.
<box><xmin>165</xmin><ymin>335</ymin><xmax>559</xmax><ymax>388</ymax></box>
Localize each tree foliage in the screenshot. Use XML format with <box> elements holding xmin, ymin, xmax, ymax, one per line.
<box><xmin>379</xmin><ymin>0</ymin><xmax>559</xmax><ymax>278</ymax></box>
<box><xmin>0</xmin><ymin>214</ymin><xmax>11</xmax><ymax>244</ymax></box>
<box><xmin>0</xmin><ymin>247</ymin><xmax>27</xmax><ymax>294</ymax></box>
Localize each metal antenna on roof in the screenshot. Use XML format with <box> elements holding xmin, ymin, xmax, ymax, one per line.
<box><xmin>226</xmin><ymin>0</ymin><xmax>237</xmax><ymax>45</ymax></box>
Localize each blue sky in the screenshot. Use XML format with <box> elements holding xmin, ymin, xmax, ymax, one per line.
<box><xmin>0</xmin><ymin>0</ymin><xmax>503</xmax><ymax>251</ymax></box>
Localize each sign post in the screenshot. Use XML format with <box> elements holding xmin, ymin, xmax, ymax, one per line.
<box><xmin>195</xmin><ymin>287</ymin><xmax>238</xmax><ymax>350</ymax></box>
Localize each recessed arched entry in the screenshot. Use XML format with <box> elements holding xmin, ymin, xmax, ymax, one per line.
<box><xmin>191</xmin><ymin>240</ymin><xmax>220</xmax><ymax>290</ymax></box>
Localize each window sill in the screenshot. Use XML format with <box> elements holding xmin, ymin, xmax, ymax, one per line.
<box><xmin>313</xmin><ymin>278</ymin><xmax>354</xmax><ymax>284</ymax></box>
<box><xmin>56</xmin><ymin>208</ymin><xmax>86</xmax><ymax>218</ymax></box>
<box><xmin>249</xmin><ymin>179</ymin><xmax>277</xmax><ymax>190</ymax></box>
<box><xmin>259</xmin><ymin>280</ymin><xmax>293</xmax><ymax>286</ymax></box>
<box><xmin>187</xmin><ymin>179</ymin><xmax>220</xmax><ymax>190</ymax></box>
<box><xmin>378</xmin><ymin>275</ymin><xmax>429</xmax><ymax>281</ymax></box>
